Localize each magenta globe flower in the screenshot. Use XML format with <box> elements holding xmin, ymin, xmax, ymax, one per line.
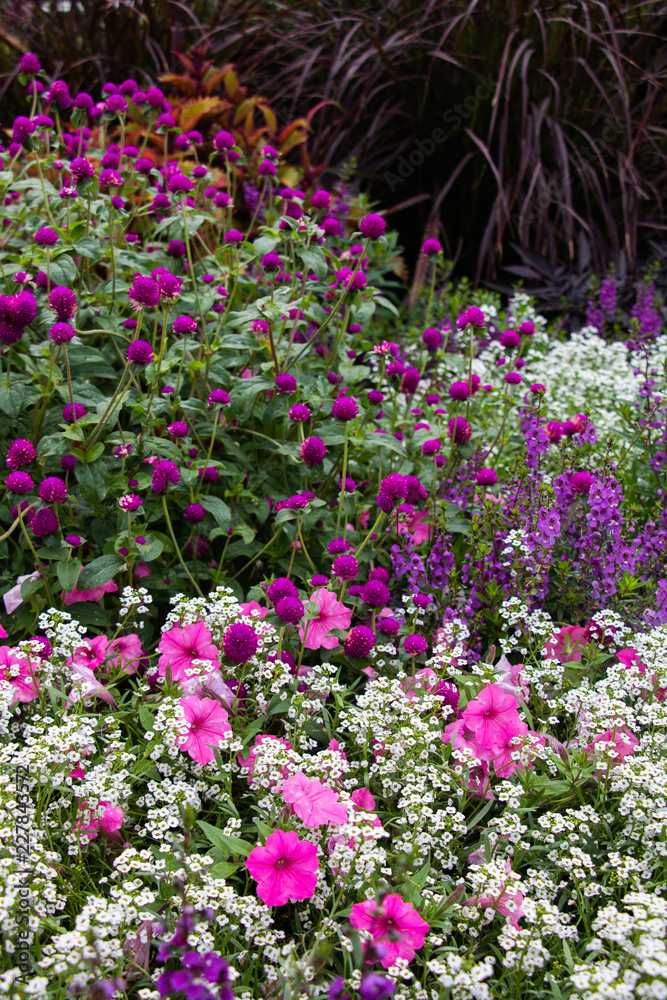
<box><xmin>344</xmin><ymin>625</ymin><xmax>376</xmax><ymax>658</ymax></box>
<box><xmin>38</xmin><ymin>477</ymin><xmax>68</xmax><ymax>503</ymax></box>
<box><xmin>299</xmin><ymin>436</ymin><xmax>326</xmax><ymax>467</ymax></box>
<box><xmin>476</xmin><ymin>468</ymin><xmax>498</xmax><ymax>486</ymax></box>
<box><xmin>6</xmin><ymin>439</ymin><xmax>36</xmax><ymax>469</ymax></box>
<box><xmin>359</xmin><ymin>214</ymin><xmax>385</xmax><ymax>239</ymax></box>
<box><xmin>223</xmin><ymin>623</ymin><xmax>259</xmax><ymax>664</ymax></box>
<box><xmin>126</xmin><ymin>340</ymin><xmax>155</xmax><ymax>364</ymax></box>
<box><xmin>332</xmin><ymin>396</ymin><xmax>359</xmax><ymax>421</ymax></box>
<box><xmin>404</xmin><ymin>634</ymin><xmax>428</xmax><ymax>657</ymax></box>
<box><xmin>447</xmin><ymin>417</ymin><xmax>472</xmax><ymax>444</ymax></box>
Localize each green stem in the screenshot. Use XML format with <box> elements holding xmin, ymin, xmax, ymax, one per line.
<box><xmin>18</xmin><ymin>509</ymin><xmax>54</xmax><ymax>608</ymax></box>
<box><xmin>355</xmin><ymin>510</ymin><xmax>385</xmax><ymax>558</ymax></box>
<box><xmin>162</xmin><ymin>495</ymin><xmax>204</xmax><ymax>598</ymax></box>
<box><xmin>335</xmin><ymin>421</ymin><xmax>349</xmax><ymax>537</ymax></box>
<box><xmin>84</xmin><ymin>363</ymin><xmax>131</xmax><ymax>450</ymax></box>
<box><xmin>108</xmin><ymin>196</ymin><xmax>117</xmax><ymax>305</ymax></box>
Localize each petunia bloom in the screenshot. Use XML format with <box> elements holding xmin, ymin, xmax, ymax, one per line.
<box><xmin>299</xmin><ymin>588</ymin><xmax>352</xmax><ymax>650</ymax></box>
<box><xmin>246</xmin><ymin>829</ymin><xmax>319</xmax><ymax>906</ymax></box>
<box><xmin>158</xmin><ymin>622</ymin><xmax>221</xmax><ymax>682</ymax></box>
<box><xmin>282</xmin><ymin>772</ymin><xmax>348</xmax><ymax>827</ymax></box>
<box><xmin>350</xmin><ymin>894</ymin><xmax>429</xmax><ymax>968</ymax></box>
<box><xmin>177</xmin><ymin>696</ymin><xmax>232</xmax><ymax>765</ymax></box>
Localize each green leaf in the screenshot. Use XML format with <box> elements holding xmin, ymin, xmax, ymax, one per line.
<box><xmin>57</xmin><ymin>559</ymin><xmax>82</xmax><ymax>592</ymax></box>
<box><xmin>363</xmin><ymin>431</ymin><xmax>405</xmax><ymax>455</ymax></box>
<box><xmin>73</xmin><ymin>237</ymin><xmax>101</xmax><ymax>260</ymax></box>
<box><xmin>75</xmin><ymin>461</ymin><xmax>108</xmax><ymax>504</ymax></box>
<box><xmin>197</xmin><ymin>820</ymin><xmax>253</xmax><ymax>858</ymax></box>
<box><xmin>210</xmin><ymin>861</ymin><xmax>239</xmax><ymax>879</ymax></box>
<box><xmin>297</xmin><ymin>247</ymin><xmax>328</xmax><ymax>280</ymax></box>
<box><xmin>375</xmin><ymin>295</ymin><xmax>399</xmax><ymax>317</ymax></box>
<box><xmin>253</xmin><ymin>235</ymin><xmax>279</xmax><ymax>257</ymax></box>
<box><xmin>77</xmin><ymin>554</ymin><xmax>123</xmax><ymax>590</ymax></box>
<box><xmin>85</xmin><ymin>443</ymin><xmax>105</xmax><ymax>464</ymax></box>
<box><xmin>139</xmin><ymin>706</ymin><xmax>155</xmax><ymax>731</ymax></box>
<box><xmin>53</xmin><ymin>254</ymin><xmax>77</xmax><ymax>284</ymax></box>
<box><xmin>0</xmin><ymin>384</ymin><xmax>26</xmax><ymax>418</ymax></box>
<box><xmin>200</xmin><ymin>496</ymin><xmax>231</xmax><ymax>531</ymax></box>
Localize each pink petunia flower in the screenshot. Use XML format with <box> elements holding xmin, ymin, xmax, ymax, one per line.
<box><xmin>0</xmin><ymin>647</ymin><xmax>39</xmax><ymax>704</ymax></box>
<box><xmin>398</xmin><ymin>510</ymin><xmax>433</xmax><ymax>545</ymax></box>
<box><xmin>76</xmin><ymin>801</ymin><xmax>124</xmax><ymax>843</ymax></box>
<box><xmin>281</xmin><ymin>772</ymin><xmax>348</xmax><ymax>827</ymax></box>
<box><xmin>246</xmin><ymin>829</ymin><xmax>319</xmax><ymax>906</ymax></box>
<box><xmin>238</xmin><ymin>734</ymin><xmax>294</xmax><ymax>787</ymax></box>
<box><xmin>176</xmin><ymin>696</ymin><xmax>232</xmax><ymax>765</ymax></box>
<box><xmin>67</xmin><ymin>663</ymin><xmax>117</xmax><ymax>707</ymax></box>
<box><xmin>63</xmin><ymin>577</ymin><xmax>119</xmax><ymax>605</ymax></box>
<box><xmin>543</xmin><ymin>625</ymin><xmax>589</xmax><ymax>663</ymax></box>
<box><xmin>298</xmin><ymin>588</ymin><xmax>352</xmax><ymax>650</ymax></box>
<box><xmin>350</xmin><ymin>894</ymin><xmax>430</xmax><ymax>968</ymax></box>
<box><xmin>463</xmin><ymin>860</ymin><xmax>524</xmax><ymax>927</ymax></box>
<box><xmin>158</xmin><ymin>622</ymin><xmax>221</xmax><ymax>682</ymax></box>
<box><xmin>461</xmin><ymin>683</ymin><xmax>525</xmax><ymax>754</ymax></box>
<box><xmin>240</xmin><ymin>601</ymin><xmax>269</xmax><ymax>620</ymax></box>
<box><xmin>585</xmin><ymin>725</ymin><xmax>639</xmax><ymax>776</ymax></box>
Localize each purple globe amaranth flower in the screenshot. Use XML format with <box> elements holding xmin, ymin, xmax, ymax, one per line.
<box><xmin>6</xmin><ymin>471</ymin><xmax>34</xmax><ymax>494</ymax></box>
<box><xmin>47</xmin><ymin>80</ymin><xmax>71</xmax><ymax>109</ymax></box>
<box><xmin>174</xmin><ymin>315</ymin><xmax>197</xmax><ymax>335</ymax></box>
<box><xmin>422</xmin><ymin>328</ymin><xmax>442</xmax><ymax>351</ymax></box>
<box><xmin>98</xmin><ymin>168</ymin><xmax>123</xmax><ymax>188</ymax></box>
<box><xmin>157</xmin><ymin>112</ymin><xmax>176</xmax><ymax>129</ymax></box>
<box><xmin>167</xmin><ymin>173</ymin><xmax>194</xmax><ymax>194</ymax></box>
<box><xmin>359</xmin><ymin>974</ymin><xmax>396</xmax><ymax>1000</ymax></box>
<box><xmin>198</xmin><ymin>467</ymin><xmax>219</xmax><ymax>483</ymax></box>
<box><xmin>404</xmin><ymin>634</ymin><xmax>428</xmax><ymax>656</ymax></box>
<box><xmin>1</xmin><ymin>290</ymin><xmax>37</xmax><ymax>328</ymax></box>
<box><xmin>275</xmin><ymin>374</ymin><xmax>297</xmax><ymax>395</ymax></box>
<box><xmin>359</xmin><ymin>213</ymin><xmax>385</xmax><ymax>238</ymax></box>
<box><xmin>223</xmin><ymin>623</ymin><xmax>259</xmax><ymax>664</ymax></box>
<box><xmin>118</xmin><ymin>493</ymin><xmax>142</xmax><ymax>512</ymax></box>
<box><xmin>38</xmin><ymin>477</ymin><xmax>68</xmax><ymax>503</ymax></box>
<box><xmin>309</xmin><ymin>189</ymin><xmax>331</xmax><ymax>211</ymax></box>
<box><xmin>105</xmin><ymin>94</ymin><xmax>128</xmax><ymax>115</ymax></box>
<box><xmin>380</xmin><ymin>474</ymin><xmax>410</xmax><ymax>499</ymax></box>
<box><xmin>49</xmin><ymin>322</ymin><xmax>75</xmax><ymax>343</ymax></box>
<box><xmin>155</xmin><ymin>271</ymin><xmax>182</xmax><ymax>303</ymax></box>
<box><xmin>476</xmin><ymin>468</ymin><xmax>498</xmax><ymax>486</ymax></box>
<box><xmin>422</xmin><ymin>439</ymin><xmax>442</xmax><ymax>455</ymax></box>
<box><xmin>447</xmin><ymin>417</ymin><xmax>472</xmax><ymax>444</ymax></box>
<box><xmin>0</xmin><ymin>321</ymin><xmax>22</xmax><ymax>345</ymax></box>
<box><xmin>500</xmin><ymin>329</ymin><xmax>521</xmax><ymax>349</ymax></box>
<box><xmin>128</xmin><ymin>276</ymin><xmax>160</xmax><ymax>309</ymax></box>
<box><xmin>208</xmin><ymin>389</ymin><xmax>230</xmax><ymax>406</ymax></box>
<box><xmin>422</xmin><ymin>238</ymin><xmax>442</xmax><ymax>256</ymax></box>
<box><xmin>31</xmin><ymin>508</ymin><xmax>59</xmax><ymax>537</ymax></box>
<box><xmin>167</xmin><ymin>421</ymin><xmax>189</xmax><ymax>438</ymax></box>
<box><xmin>183</xmin><ymin>503</ymin><xmax>206</xmax><ymax>523</ymax></box>
<box><xmin>518</xmin><ymin>319</ymin><xmax>535</xmax><ymax>335</ymax></box>
<box><xmin>48</xmin><ymin>285</ymin><xmax>77</xmax><ymax>320</ymax></box>
<box><xmin>224</xmin><ymin>229</ymin><xmax>243</xmax><ymax>244</ymax></box>
<box><xmin>449</xmin><ymin>381</ymin><xmax>470</xmax><ymax>401</ymax></box>
<box><xmin>545</xmin><ymin>421</ymin><xmax>562</xmax><ymax>443</ymax></box>
<box><xmin>368</xmin><ymin>389</ymin><xmax>384</xmax><ymax>405</ymax></box>
<box><xmin>275</xmin><ymin>596</ymin><xmax>305</xmax><ymax>624</ymax></box>
<box><xmin>167</xmin><ymin>239</ymin><xmax>186</xmax><ymax>258</ymax></box>
<box><xmin>530</xmin><ymin>382</ymin><xmax>546</xmax><ymax>395</ymax></box>
<box><xmin>261</xmin><ymin>252</ymin><xmax>281</xmax><ymax>272</ymax></box>
<box><xmin>332</xmin><ymin>555</ymin><xmax>359</xmax><ymax>580</ymax></box>
<box><xmin>377</xmin><ymin>616</ymin><xmax>400</xmax><ymax>636</ymax></box>
<box><xmin>73</xmin><ymin>93</ymin><xmax>94</xmax><ymax>113</ymax></box>
<box><xmin>11</xmin><ymin>117</ymin><xmax>35</xmax><ymax>143</ymax></box>
<box><xmin>126</xmin><ymin>339</ymin><xmax>155</xmax><ymax>364</ymax></box>
<box><xmin>401</xmin><ymin>367</ymin><xmax>421</xmax><ymax>395</ymax></box>
<box><xmin>457</xmin><ymin>306</ymin><xmax>486</xmax><ymax>329</ymax></box>
<box><xmin>332</xmin><ymin>396</ymin><xmax>359</xmax><ymax>421</ymax></box>
<box><xmin>361</xmin><ymin>580</ymin><xmax>390</xmax><ymax>608</ymax></box>
<box><xmin>213</xmin><ymin>130</ymin><xmax>235</xmax><ymax>151</ymax></box>
<box><xmin>571</xmin><ymin>471</ymin><xmax>595</xmax><ymax>496</ymax></box>
<box><xmin>63</xmin><ymin>402</ymin><xmax>87</xmax><ymax>423</ymax></box>
<box><xmin>299</xmin><ymin>436</ymin><xmax>326</xmax><ymax>466</ymax></box>
<box><xmin>344</xmin><ymin>625</ymin><xmax>375</xmax><ymax>658</ymax></box>
<box><xmin>151</xmin><ymin>460</ymin><xmax>180</xmax><ymax>493</ymax></box>
<box><xmin>135</xmin><ymin>157</ymin><xmax>154</xmax><ymax>174</ymax></box>
<box><xmin>289</xmin><ymin>404</ymin><xmax>310</xmax><ymax>422</ymax></box>
<box><xmin>268</xmin><ymin>577</ymin><xmax>300</xmax><ymax>604</ymax></box>
<box><xmin>504</xmin><ymin>371</ymin><xmax>522</xmax><ymax>385</ymax></box>
<box><xmin>19</xmin><ymin>53</ymin><xmax>41</xmax><ymax>75</ymax></box>
<box><xmin>6</xmin><ymin>439</ymin><xmax>36</xmax><ymax>470</ymax></box>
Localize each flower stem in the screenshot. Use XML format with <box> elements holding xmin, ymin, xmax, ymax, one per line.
<box><xmin>161</xmin><ymin>495</ymin><xmax>204</xmax><ymax>598</ymax></box>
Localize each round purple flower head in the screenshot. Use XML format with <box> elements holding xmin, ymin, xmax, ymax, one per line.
<box><xmin>183</xmin><ymin>503</ymin><xmax>206</xmax><ymax>523</ymax></box>
<box><xmin>328</xmin><ymin>537</ymin><xmax>352</xmax><ymax>555</ymax></box>
<box><xmin>275</xmin><ymin>374</ymin><xmax>297</xmax><ymax>395</ymax></box>
<box><xmin>47</xmin><ymin>80</ymin><xmax>71</xmax><ymax>109</ymax></box>
<box><xmin>275</xmin><ymin>596</ymin><xmax>305</xmax><ymax>624</ymax></box>
<box><xmin>299</xmin><ymin>436</ymin><xmax>326</xmax><ymax>467</ymax></box>
<box><xmin>401</xmin><ymin>367</ymin><xmax>421</xmax><ymax>395</ymax></box>
<box><xmin>6</xmin><ymin>439</ymin><xmax>36</xmax><ymax>470</ymax></box>
<box><xmin>224</xmin><ymin>229</ymin><xmax>243</xmax><ymax>243</ymax></box>
<box><xmin>267</xmin><ymin>577</ymin><xmax>299</xmax><ymax>604</ymax></box>
<box><xmin>571</xmin><ymin>471</ymin><xmax>594</xmax><ymax>496</ymax></box>
<box><xmin>49</xmin><ymin>322</ymin><xmax>75</xmax><ymax>343</ymax></box>
<box><xmin>167</xmin><ymin>173</ymin><xmax>193</xmax><ymax>194</ymax></box>
<box><xmin>289</xmin><ymin>404</ymin><xmax>310</xmax><ymax>423</ymax></box>
<box><xmin>457</xmin><ymin>306</ymin><xmax>486</xmax><ymax>329</ymax></box>
<box><xmin>48</xmin><ymin>286</ymin><xmax>77</xmax><ymax>321</ymax></box>
<box><xmin>167</xmin><ymin>239</ymin><xmax>186</xmax><ymax>258</ymax></box>
<box><xmin>359</xmin><ymin>214</ymin><xmax>385</xmax><ymax>239</ymax></box>
<box><xmin>12</xmin><ymin>117</ymin><xmax>34</xmax><ymax>144</ymax></box>
<box><xmin>344</xmin><ymin>625</ymin><xmax>375</xmax><ymax>658</ymax></box>
<box><xmin>20</xmin><ymin>53</ymin><xmax>41</xmax><ymax>75</ymax></box>
<box><xmin>174</xmin><ymin>315</ymin><xmax>197</xmax><ymax>335</ymax></box>
<box><xmin>34</xmin><ymin>228</ymin><xmax>59</xmax><ymax>246</ymax></box>
<box><xmin>332</xmin><ymin>555</ymin><xmax>359</xmax><ymax>581</ymax></box>
<box><xmin>518</xmin><ymin>320</ymin><xmax>535</xmax><ymax>335</ymax></box>
<box><xmin>500</xmin><ymin>329</ymin><xmax>521</xmax><ymax>349</ymax></box>
<box><xmin>213</xmin><ymin>130</ymin><xmax>235</xmax><ymax>151</ymax></box>
<box><xmin>98</xmin><ymin>168</ymin><xmax>123</xmax><ymax>188</ymax></box>
<box><xmin>128</xmin><ymin>276</ymin><xmax>160</xmax><ymax>310</ymax></box>
<box><xmin>151</xmin><ymin>460</ymin><xmax>180</xmax><ymax>493</ymax></box>
<box><xmin>404</xmin><ymin>634</ymin><xmax>428</xmax><ymax>657</ymax></box>
<box><xmin>422</xmin><ymin>439</ymin><xmax>442</xmax><ymax>455</ymax></box>
<box><xmin>476</xmin><ymin>468</ymin><xmax>498</xmax><ymax>486</ymax></box>
<box><xmin>6</xmin><ymin>472</ymin><xmax>34</xmax><ymax>494</ymax></box>
<box><xmin>167</xmin><ymin>421</ymin><xmax>188</xmax><ymax>438</ymax></box>
<box><xmin>126</xmin><ymin>340</ymin><xmax>155</xmax><ymax>364</ymax></box>
<box><xmin>422</xmin><ymin>328</ymin><xmax>442</xmax><ymax>351</ymax></box>
<box><xmin>208</xmin><ymin>389</ymin><xmax>230</xmax><ymax>406</ymax></box>
<box><xmin>118</xmin><ymin>494</ymin><xmax>142</xmax><ymax>512</ymax></box>
<box><xmin>31</xmin><ymin>508</ymin><xmax>59</xmax><ymax>537</ymax></box>
<box><xmin>73</xmin><ymin>94</ymin><xmax>94</xmax><ymax>113</ymax></box>
<box><xmin>332</xmin><ymin>396</ymin><xmax>359</xmax><ymax>421</ymax></box>
<box><xmin>449</xmin><ymin>381</ymin><xmax>470</xmax><ymax>401</ymax></box>
<box><xmin>38</xmin><ymin>477</ymin><xmax>67</xmax><ymax>503</ymax></box>
<box><xmin>63</xmin><ymin>402</ymin><xmax>87</xmax><ymax>423</ymax></box>
<box><xmin>504</xmin><ymin>371</ymin><xmax>522</xmax><ymax>385</ymax></box>
<box><xmin>361</xmin><ymin>580</ymin><xmax>390</xmax><ymax>608</ymax></box>
<box><xmin>223</xmin><ymin>623</ymin><xmax>259</xmax><ymax>664</ymax></box>
<box><xmin>377</xmin><ymin>617</ymin><xmax>400</xmax><ymax>637</ymax></box>
<box><xmin>422</xmin><ymin>238</ymin><xmax>443</xmax><ymax>256</ymax></box>
<box><xmin>261</xmin><ymin>252</ymin><xmax>281</xmax><ymax>272</ymax></box>
<box><xmin>447</xmin><ymin>417</ymin><xmax>472</xmax><ymax>444</ymax></box>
